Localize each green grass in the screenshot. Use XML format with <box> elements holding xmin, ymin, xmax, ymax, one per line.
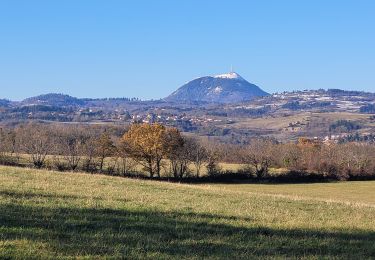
<box><xmin>211</xmin><ymin>182</ymin><xmax>375</xmax><ymax>206</ymax></box>
<box><xmin>0</xmin><ymin>166</ymin><xmax>374</xmax><ymax>259</ymax></box>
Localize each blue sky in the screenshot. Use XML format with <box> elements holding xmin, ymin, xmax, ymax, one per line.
<box><xmin>1</xmin><ymin>0</ymin><xmax>374</xmax><ymax>100</ymax></box>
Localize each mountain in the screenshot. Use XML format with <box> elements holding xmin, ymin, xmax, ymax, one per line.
<box><xmin>0</xmin><ymin>99</ymin><xmax>11</xmax><ymax>107</ymax></box>
<box><xmin>165</xmin><ymin>72</ymin><xmax>269</xmax><ymax>103</ymax></box>
<box><xmin>21</xmin><ymin>93</ymin><xmax>85</xmax><ymax>107</ymax></box>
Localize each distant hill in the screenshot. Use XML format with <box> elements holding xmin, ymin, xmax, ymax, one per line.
<box><xmin>165</xmin><ymin>72</ymin><xmax>269</xmax><ymax>103</ymax></box>
<box><xmin>21</xmin><ymin>93</ymin><xmax>85</xmax><ymax>107</ymax></box>
<box><xmin>0</xmin><ymin>99</ymin><xmax>11</xmax><ymax>107</ymax></box>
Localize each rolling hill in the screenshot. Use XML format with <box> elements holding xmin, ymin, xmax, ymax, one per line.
<box><xmin>21</xmin><ymin>93</ymin><xmax>85</xmax><ymax>107</ymax></box>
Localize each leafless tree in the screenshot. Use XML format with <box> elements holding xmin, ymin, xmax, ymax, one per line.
<box><xmin>188</xmin><ymin>138</ymin><xmax>208</xmax><ymax>177</ymax></box>
<box><xmin>54</xmin><ymin>127</ymin><xmax>85</xmax><ymax>171</ymax></box>
<box><xmin>206</xmin><ymin>149</ymin><xmax>221</xmax><ymax>176</ymax></box>
<box><xmin>278</xmin><ymin>143</ymin><xmax>301</xmax><ymax>170</ymax></box>
<box><xmin>168</xmin><ymin>137</ymin><xmax>194</xmax><ymax>179</ymax></box>
<box><xmin>243</xmin><ymin>139</ymin><xmax>275</xmax><ymax>178</ymax></box>
<box><xmin>117</xmin><ymin>142</ymin><xmax>137</xmax><ymax>176</ymax></box>
<box><xmin>18</xmin><ymin>124</ymin><xmax>53</xmax><ymax>168</ymax></box>
<box><xmin>82</xmin><ymin>132</ymin><xmax>100</xmax><ymax>173</ymax></box>
<box><xmin>0</xmin><ymin>128</ymin><xmax>13</xmax><ymax>164</ymax></box>
<box><xmin>95</xmin><ymin>131</ymin><xmax>116</xmax><ymax>172</ymax></box>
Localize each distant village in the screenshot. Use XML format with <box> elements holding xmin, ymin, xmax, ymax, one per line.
<box><xmin>0</xmin><ymin>89</ymin><xmax>374</xmax><ymax>143</ymax></box>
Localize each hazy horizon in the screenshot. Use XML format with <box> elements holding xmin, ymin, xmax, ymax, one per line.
<box><xmin>1</xmin><ymin>0</ymin><xmax>375</xmax><ymax>100</ymax></box>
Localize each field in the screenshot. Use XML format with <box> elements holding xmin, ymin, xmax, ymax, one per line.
<box><xmin>1</xmin><ymin>166</ymin><xmax>375</xmax><ymax>259</ymax></box>
<box><xmin>225</xmin><ymin>112</ymin><xmax>374</xmax><ymax>140</ymax></box>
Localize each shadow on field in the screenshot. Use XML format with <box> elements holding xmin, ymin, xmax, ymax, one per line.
<box><xmin>0</xmin><ymin>191</ymin><xmax>374</xmax><ymax>258</ymax></box>
<box><xmin>0</xmin><ymin>189</ymin><xmax>82</xmax><ymax>200</ymax></box>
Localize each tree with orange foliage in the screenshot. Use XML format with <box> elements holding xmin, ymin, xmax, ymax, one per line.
<box><xmin>122</xmin><ymin>123</ymin><xmax>174</xmax><ymax>177</ymax></box>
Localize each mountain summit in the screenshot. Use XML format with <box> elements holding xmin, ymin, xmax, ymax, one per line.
<box><xmin>165</xmin><ymin>72</ymin><xmax>269</xmax><ymax>103</ymax></box>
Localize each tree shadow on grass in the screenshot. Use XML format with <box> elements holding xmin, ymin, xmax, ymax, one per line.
<box><xmin>0</xmin><ymin>191</ymin><xmax>374</xmax><ymax>259</ymax></box>
<box><xmin>0</xmin><ymin>190</ymin><xmax>82</xmax><ymax>200</ymax></box>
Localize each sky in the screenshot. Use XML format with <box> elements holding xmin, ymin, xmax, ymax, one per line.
<box><xmin>0</xmin><ymin>0</ymin><xmax>374</xmax><ymax>101</ymax></box>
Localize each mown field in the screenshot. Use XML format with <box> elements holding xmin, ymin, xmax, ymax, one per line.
<box><xmin>0</xmin><ymin>166</ymin><xmax>374</xmax><ymax>259</ymax></box>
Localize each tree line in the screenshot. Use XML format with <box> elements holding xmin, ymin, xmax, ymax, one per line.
<box><xmin>0</xmin><ymin>123</ymin><xmax>374</xmax><ymax>181</ymax></box>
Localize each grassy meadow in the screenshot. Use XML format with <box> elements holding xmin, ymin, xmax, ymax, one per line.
<box><xmin>0</xmin><ymin>166</ymin><xmax>374</xmax><ymax>259</ymax></box>
<box><xmin>212</xmin><ymin>182</ymin><xmax>375</xmax><ymax>206</ymax></box>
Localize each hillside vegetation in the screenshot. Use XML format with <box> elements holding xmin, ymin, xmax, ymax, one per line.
<box><xmin>0</xmin><ymin>166</ymin><xmax>374</xmax><ymax>259</ymax></box>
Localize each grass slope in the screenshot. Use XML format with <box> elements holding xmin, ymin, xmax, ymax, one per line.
<box><xmin>211</xmin><ymin>182</ymin><xmax>375</xmax><ymax>206</ymax></box>
<box><xmin>0</xmin><ymin>166</ymin><xmax>374</xmax><ymax>259</ymax></box>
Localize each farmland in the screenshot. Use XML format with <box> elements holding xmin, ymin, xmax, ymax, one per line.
<box><xmin>1</xmin><ymin>166</ymin><xmax>374</xmax><ymax>259</ymax></box>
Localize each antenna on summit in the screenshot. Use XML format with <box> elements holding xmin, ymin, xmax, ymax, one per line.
<box><xmin>230</xmin><ymin>64</ymin><xmax>233</xmax><ymax>73</ymax></box>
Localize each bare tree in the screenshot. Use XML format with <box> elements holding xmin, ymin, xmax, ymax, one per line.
<box><xmin>278</xmin><ymin>143</ymin><xmax>301</xmax><ymax>170</ymax></box>
<box><xmin>188</xmin><ymin>138</ymin><xmax>208</xmax><ymax>178</ymax></box>
<box><xmin>168</xmin><ymin>137</ymin><xmax>193</xmax><ymax>179</ymax></box>
<box><xmin>0</xmin><ymin>128</ymin><xmax>12</xmax><ymax>165</ymax></box>
<box><xmin>338</xmin><ymin>143</ymin><xmax>375</xmax><ymax>178</ymax></box>
<box><xmin>243</xmin><ymin>139</ymin><xmax>275</xmax><ymax>178</ymax></box>
<box><xmin>206</xmin><ymin>149</ymin><xmax>221</xmax><ymax>176</ymax></box>
<box><xmin>82</xmin><ymin>134</ymin><xmax>99</xmax><ymax>173</ymax></box>
<box><xmin>95</xmin><ymin>131</ymin><xmax>116</xmax><ymax>173</ymax></box>
<box><xmin>55</xmin><ymin>127</ymin><xmax>85</xmax><ymax>171</ymax></box>
<box><xmin>318</xmin><ymin>144</ymin><xmax>341</xmax><ymax>178</ymax></box>
<box><xmin>117</xmin><ymin>142</ymin><xmax>137</xmax><ymax>176</ymax></box>
<box><xmin>18</xmin><ymin>124</ymin><xmax>52</xmax><ymax>168</ymax></box>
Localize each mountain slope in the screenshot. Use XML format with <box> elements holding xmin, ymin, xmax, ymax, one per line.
<box><xmin>0</xmin><ymin>99</ymin><xmax>11</xmax><ymax>108</ymax></box>
<box><xmin>165</xmin><ymin>72</ymin><xmax>269</xmax><ymax>103</ymax></box>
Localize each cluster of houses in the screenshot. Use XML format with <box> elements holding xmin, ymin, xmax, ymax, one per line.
<box><xmin>130</xmin><ymin>113</ymin><xmax>222</xmax><ymax>125</ymax></box>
